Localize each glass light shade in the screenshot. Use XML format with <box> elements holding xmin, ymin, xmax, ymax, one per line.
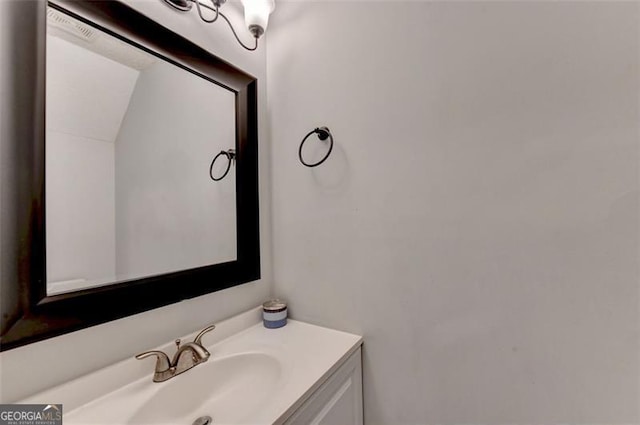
<box><xmin>241</xmin><ymin>0</ymin><xmax>275</xmax><ymax>35</ymax></box>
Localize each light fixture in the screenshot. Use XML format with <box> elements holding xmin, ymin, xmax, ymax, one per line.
<box><xmin>162</xmin><ymin>0</ymin><xmax>275</xmax><ymax>51</ymax></box>
<box><xmin>241</xmin><ymin>0</ymin><xmax>275</xmax><ymax>38</ymax></box>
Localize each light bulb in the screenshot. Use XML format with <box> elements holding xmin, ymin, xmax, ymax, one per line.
<box><xmin>241</xmin><ymin>0</ymin><xmax>275</xmax><ymax>38</ymax></box>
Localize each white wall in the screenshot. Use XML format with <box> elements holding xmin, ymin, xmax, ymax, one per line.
<box><xmin>0</xmin><ymin>0</ymin><xmax>272</xmax><ymax>402</ymax></box>
<box><xmin>46</xmin><ymin>131</ymin><xmax>116</xmax><ymax>289</ymax></box>
<box><xmin>268</xmin><ymin>2</ymin><xmax>639</xmax><ymax>424</ymax></box>
<box><xmin>45</xmin><ymin>35</ymin><xmax>139</xmax><ymax>289</ymax></box>
<box><xmin>115</xmin><ymin>60</ymin><xmax>237</xmax><ymax>280</ymax></box>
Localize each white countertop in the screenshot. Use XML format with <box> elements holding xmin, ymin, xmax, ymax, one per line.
<box><xmin>23</xmin><ymin>307</ymin><xmax>362</xmax><ymax>425</ymax></box>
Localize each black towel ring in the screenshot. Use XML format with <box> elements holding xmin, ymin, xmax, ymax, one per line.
<box><xmin>209</xmin><ymin>149</ymin><xmax>235</xmax><ymax>181</ymax></box>
<box><xmin>298</xmin><ymin>127</ymin><xmax>333</xmax><ymax>167</ymax></box>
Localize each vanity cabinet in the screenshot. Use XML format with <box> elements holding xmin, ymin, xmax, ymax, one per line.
<box><xmin>284</xmin><ymin>347</ymin><xmax>363</xmax><ymax>425</ymax></box>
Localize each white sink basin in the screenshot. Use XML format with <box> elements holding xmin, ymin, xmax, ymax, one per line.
<box><xmin>22</xmin><ymin>308</ymin><xmax>362</xmax><ymax>425</ymax></box>
<box><xmin>62</xmin><ymin>352</ymin><xmax>281</xmax><ymax>425</ymax></box>
<box><xmin>130</xmin><ymin>353</ymin><xmax>281</xmax><ymax>424</ymax></box>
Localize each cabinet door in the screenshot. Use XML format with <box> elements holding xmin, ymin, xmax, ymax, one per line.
<box><xmin>284</xmin><ymin>348</ymin><xmax>363</xmax><ymax>425</ymax></box>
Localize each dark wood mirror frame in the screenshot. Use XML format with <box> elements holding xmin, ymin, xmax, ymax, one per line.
<box><xmin>0</xmin><ymin>0</ymin><xmax>260</xmax><ymax>351</ymax></box>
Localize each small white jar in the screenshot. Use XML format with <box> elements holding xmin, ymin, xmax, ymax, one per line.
<box><xmin>263</xmin><ymin>299</ymin><xmax>287</xmax><ymax>329</ymax></box>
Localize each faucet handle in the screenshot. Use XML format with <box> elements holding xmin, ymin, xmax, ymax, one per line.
<box><xmin>135</xmin><ymin>350</ymin><xmax>171</xmax><ymax>372</ymax></box>
<box><xmin>194</xmin><ymin>324</ymin><xmax>216</xmax><ymax>345</ymax></box>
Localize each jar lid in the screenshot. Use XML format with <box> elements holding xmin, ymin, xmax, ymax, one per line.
<box><xmin>263</xmin><ymin>299</ymin><xmax>287</xmax><ymax>312</ymax></box>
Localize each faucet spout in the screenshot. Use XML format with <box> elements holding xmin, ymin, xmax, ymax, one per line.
<box><xmin>135</xmin><ymin>324</ymin><xmax>216</xmax><ymax>383</ymax></box>
<box><xmin>172</xmin><ymin>341</ymin><xmax>210</xmax><ymax>367</ymax></box>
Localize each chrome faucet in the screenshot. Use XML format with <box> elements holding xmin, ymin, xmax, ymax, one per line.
<box><xmin>135</xmin><ymin>324</ymin><xmax>216</xmax><ymax>382</ymax></box>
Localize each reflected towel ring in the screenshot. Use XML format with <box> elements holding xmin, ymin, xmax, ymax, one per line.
<box><xmin>209</xmin><ymin>149</ymin><xmax>235</xmax><ymax>181</ymax></box>
<box><xmin>298</xmin><ymin>127</ymin><xmax>333</xmax><ymax>167</ymax></box>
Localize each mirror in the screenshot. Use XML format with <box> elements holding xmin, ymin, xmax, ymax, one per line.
<box><xmin>0</xmin><ymin>0</ymin><xmax>260</xmax><ymax>351</ymax></box>
<box><xmin>46</xmin><ymin>8</ymin><xmax>237</xmax><ymax>295</ymax></box>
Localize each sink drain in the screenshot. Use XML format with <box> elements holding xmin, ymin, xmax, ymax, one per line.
<box><xmin>192</xmin><ymin>416</ymin><xmax>212</xmax><ymax>425</ymax></box>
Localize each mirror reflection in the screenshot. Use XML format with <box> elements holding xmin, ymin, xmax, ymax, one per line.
<box><xmin>46</xmin><ymin>8</ymin><xmax>237</xmax><ymax>296</ymax></box>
